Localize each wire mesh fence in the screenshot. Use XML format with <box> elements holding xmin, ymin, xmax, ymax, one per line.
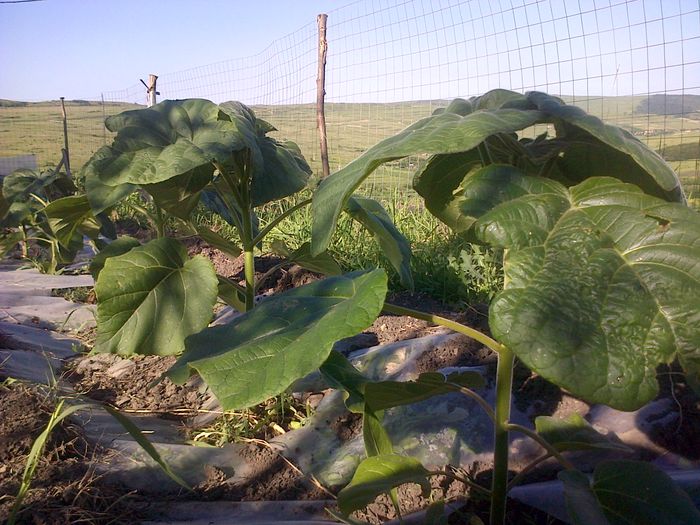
<box><xmin>1</xmin><ymin>0</ymin><xmax>698</xmax><ymax>205</ymax></box>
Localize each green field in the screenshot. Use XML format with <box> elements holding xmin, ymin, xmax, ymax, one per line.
<box><xmin>1</xmin><ymin>96</ymin><xmax>698</xmax><ymax>206</ymax></box>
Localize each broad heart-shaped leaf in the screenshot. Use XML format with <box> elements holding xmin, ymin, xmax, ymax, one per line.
<box><xmin>591</xmin><ymin>460</ymin><xmax>700</xmax><ymax>524</ymax></box>
<box><xmin>525</xmin><ymin>91</ymin><xmax>684</xmax><ymax>203</ymax></box>
<box><xmin>89</xmin><ymin>236</ymin><xmax>141</xmax><ymax>279</ymax></box>
<box><xmin>82</xmin><ymin>147</ymin><xmax>136</xmax><ymax>214</ymax></box>
<box><xmin>43</xmin><ymin>195</ymin><xmax>101</xmax><ymax>248</ymax></box>
<box><xmin>535</xmin><ymin>414</ymin><xmax>631</xmax><ymax>453</ymax></box>
<box><xmin>468</xmin><ymin>173</ymin><xmax>700</xmax><ymax>410</ymax></box>
<box><xmin>337</xmin><ymin>454</ymin><xmax>430</xmax><ymax>516</ymax></box>
<box><xmin>218</xmin><ymin>101</ymin><xmax>310</xmax><ymax>207</ymax></box>
<box><xmin>250</xmin><ymin>137</ymin><xmax>311</xmax><ymax>207</ymax></box>
<box><xmin>94</xmin><ymin>238</ymin><xmax>218</xmax><ymax>356</ymax></box>
<box><xmin>311</xmin><ymin>107</ymin><xmax>546</xmax><ymax>255</ymax></box>
<box><xmin>142</xmin><ymin>165</ymin><xmax>213</xmax><ymax>219</ymax></box>
<box><xmin>168</xmin><ymin>270</ymin><xmax>388</xmax><ymax>410</ymax></box>
<box><xmin>2</xmin><ymin>168</ymin><xmax>75</xmax><ymax>203</ymax></box>
<box><xmin>2</xmin><ymin>169</ymin><xmax>75</xmax><ymax>227</ymax></box>
<box><xmin>0</xmin><ymin>230</ymin><xmax>23</xmax><ymax>257</ymax></box>
<box><xmin>344</xmin><ymin>196</ymin><xmax>413</xmax><ymax>289</ymax></box>
<box><xmin>87</xmin><ymin>99</ymin><xmax>245</xmax><ymax>188</ymax></box>
<box><xmin>412</xmin><ymin>149</ymin><xmax>482</xmax><ymax>233</ymax></box>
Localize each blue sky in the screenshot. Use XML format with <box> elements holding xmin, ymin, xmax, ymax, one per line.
<box><xmin>2</xmin><ymin>0</ymin><xmax>699</xmax><ymax>103</ymax></box>
<box><xmin>0</xmin><ymin>0</ymin><xmax>331</xmax><ymax>101</ymax></box>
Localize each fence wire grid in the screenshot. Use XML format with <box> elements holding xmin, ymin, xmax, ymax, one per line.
<box><xmin>1</xmin><ymin>0</ymin><xmax>699</xmax><ymax>205</ymax></box>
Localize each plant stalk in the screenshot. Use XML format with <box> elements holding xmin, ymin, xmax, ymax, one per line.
<box><xmin>252</xmin><ymin>197</ymin><xmax>312</xmax><ymax>247</ymax></box>
<box><xmin>154</xmin><ymin>205</ymin><xmax>166</xmax><ymax>238</ymax></box>
<box><xmin>382</xmin><ymin>302</ymin><xmax>505</xmax><ymax>354</ymax></box>
<box><xmin>490</xmin><ymin>345</ymin><xmax>515</xmax><ymax>525</ymax></box>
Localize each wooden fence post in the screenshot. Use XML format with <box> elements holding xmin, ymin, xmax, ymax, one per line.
<box><xmin>59</xmin><ymin>97</ymin><xmax>71</xmax><ymax>178</ymax></box>
<box><xmin>316</xmin><ymin>14</ymin><xmax>330</xmax><ymax>179</ymax></box>
<box><xmin>141</xmin><ymin>75</ymin><xmax>159</xmax><ymax>107</ymax></box>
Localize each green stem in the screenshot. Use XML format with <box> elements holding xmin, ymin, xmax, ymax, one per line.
<box><xmin>478</xmin><ymin>142</ymin><xmax>493</xmax><ymax>165</ymax></box>
<box><xmin>381</xmin><ymin>302</ymin><xmax>505</xmax><ymax>354</ymax></box>
<box><xmin>454</xmin><ymin>386</ymin><xmax>496</xmax><ymax>422</ymax></box>
<box><xmin>252</xmin><ymin>197</ymin><xmax>312</xmax><ymax>247</ymax></box>
<box><xmin>241</xmin><ymin>220</ymin><xmax>256</xmax><ymax>312</ymax></box>
<box><xmin>505</xmin><ymin>423</ymin><xmax>576</xmax><ymax>470</ymax></box>
<box><xmin>20</xmin><ymin>224</ymin><xmax>29</xmax><ymax>258</ymax></box>
<box><xmin>127</xmin><ymin>201</ymin><xmax>160</xmax><ymax>235</ymax></box>
<box><xmin>154</xmin><ymin>205</ymin><xmax>166</xmax><ymax>238</ymax></box>
<box><xmin>490</xmin><ymin>345</ymin><xmax>514</xmax><ymax>525</ymax></box>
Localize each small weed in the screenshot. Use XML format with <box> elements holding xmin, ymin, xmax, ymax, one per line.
<box><xmin>50</xmin><ymin>286</ymin><xmax>95</xmax><ymax>304</ymax></box>
<box><xmin>189</xmin><ymin>393</ymin><xmax>313</xmax><ymax>447</ymax></box>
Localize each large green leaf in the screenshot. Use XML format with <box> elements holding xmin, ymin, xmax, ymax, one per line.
<box><xmin>337</xmin><ymin>454</ymin><xmax>431</xmax><ymax>516</ymax></box>
<box><xmin>345</xmin><ymin>196</ymin><xmax>413</xmax><ymax>289</ymax></box>
<box><xmin>2</xmin><ymin>168</ymin><xmax>74</xmax><ymax>203</ymax></box>
<box><xmin>0</xmin><ymin>230</ymin><xmax>23</xmax><ymax>257</ymax></box>
<box><xmin>251</xmin><ymin>137</ymin><xmax>310</xmax><ymax>207</ymax></box>
<box><xmin>43</xmin><ymin>195</ymin><xmax>101</xmax><ymax>248</ymax></box>
<box><xmin>591</xmin><ymin>460</ymin><xmax>700</xmax><ymax>524</ymax></box>
<box><xmin>311</xmin><ymin>108</ymin><xmax>545</xmax><ymax>254</ymax></box>
<box><xmin>89</xmin><ymin>236</ymin><xmax>141</xmax><ymax>279</ymax></box>
<box><xmin>412</xmin><ymin>149</ymin><xmax>482</xmax><ymax>233</ymax></box>
<box><xmin>82</xmin><ymin>147</ymin><xmax>136</xmax><ymax>214</ymax></box>
<box><xmin>466</xmin><ymin>173</ymin><xmax>700</xmax><ymax>409</ymax></box>
<box><xmin>168</xmin><ymin>270</ymin><xmax>388</xmax><ymax>409</ymax></box>
<box><xmin>526</xmin><ymin>92</ymin><xmax>683</xmax><ymax>202</ymax></box>
<box><xmin>94</xmin><ymin>238</ymin><xmax>218</xmax><ymax>356</ymax></box>
<box><xmin>218</xmin><ymin>102</ymin><xmax>310</xmax><ymax>207</ymax></box>
<box><xmin>87</xmin><ymin>99</ymin><xmax>244</xmax><ymax>188</ymax></box>
<box><xmin>1</xmin><ymin>168</ymin><xmax>75</xmax><ymax>226</ymax></box>
<box><xmin>142</xmin><ymin>165</ymin><xmax>213</xmax><ymax>219</ymax></box>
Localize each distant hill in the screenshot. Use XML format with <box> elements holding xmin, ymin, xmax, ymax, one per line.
<box><xmin>0</xmin><ymin>99</ymin><xmax>29</xmax><ymax>107</ymax></box>
<box><xmin>658</xmin><ymin>142</ymin><xmax>700</xmax><ymax>161</ymax></box>
<box><xmin>637</xmin><ymin>94</ymin><xmax>700</xmax><ymax>115</ymax></box>
<box><xmin>0</xmin><ymin>99</ymin><xmax>139</xmax><ymax>108</ymax></box>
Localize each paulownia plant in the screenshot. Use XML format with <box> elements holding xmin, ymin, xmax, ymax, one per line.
<box><xmin>82</xmin><ymin>98</ymin><xmax>411</xmax><ymax>360</ymax></box>
<box><xmin>303</xmin><ymin>90</ymin><xmax>700</xmax><ymax>524</ymax></box>
<box><xmin>0</xmin><ymin>168</ymin><xmax>111</xmax><ymax>273</ymax></box>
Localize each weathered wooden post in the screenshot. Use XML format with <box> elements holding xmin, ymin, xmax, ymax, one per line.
<box><xmin>59</xmin><ymin>97</ymin><xmax>71</xmax><ymax>178</ymax></box>
<box><xmin>316</xmin><ymin>14</ymin><xmax>330</xmax><ymax>179</ymax></box>
<box><xmin>141</xmin><ymin>74</ymin><xmax>159</xmax><ymax>107</ymax></box>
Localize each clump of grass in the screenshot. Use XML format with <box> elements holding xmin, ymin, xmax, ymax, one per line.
<box><xmin>50</xmin><ymin>286</ymin><xmax>95</xmax><ymax>304</ymax></box>
<box><xmin>189</xmin><ymin>191</ymin><xmax>504</xmax><ymax>305</ymax></box>
<box><xmin>188</xmin><ymin>393</ymin><xmax>313</xmax><ymax>447</ymax></box>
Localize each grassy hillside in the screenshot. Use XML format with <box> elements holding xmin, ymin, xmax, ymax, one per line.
<box><xmin>1</xmin><ymin>96</ymin><xmax>698</xmax><ymax>205</ymax></box>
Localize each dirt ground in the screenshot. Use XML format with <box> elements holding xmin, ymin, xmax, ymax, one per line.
<box><xmin>1</xmin><ymin>248</ymin><xmax>698</xmax><ymax>524</ymax></box>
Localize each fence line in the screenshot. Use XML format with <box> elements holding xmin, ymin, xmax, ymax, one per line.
<box><xmin>1</xmin><ymin>0</ymin><xmax>698</xmax><ymax>204</ymax></box>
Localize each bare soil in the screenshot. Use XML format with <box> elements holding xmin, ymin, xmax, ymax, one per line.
<box><xmin>0</xmin><ymin>382</ymin><xmax>142</xmax><ymax>524</ymax></box>
<box><xmin>2</xmin><ymin>247</ymin><xmax>699</xmax><ymax>524</ymax></box>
